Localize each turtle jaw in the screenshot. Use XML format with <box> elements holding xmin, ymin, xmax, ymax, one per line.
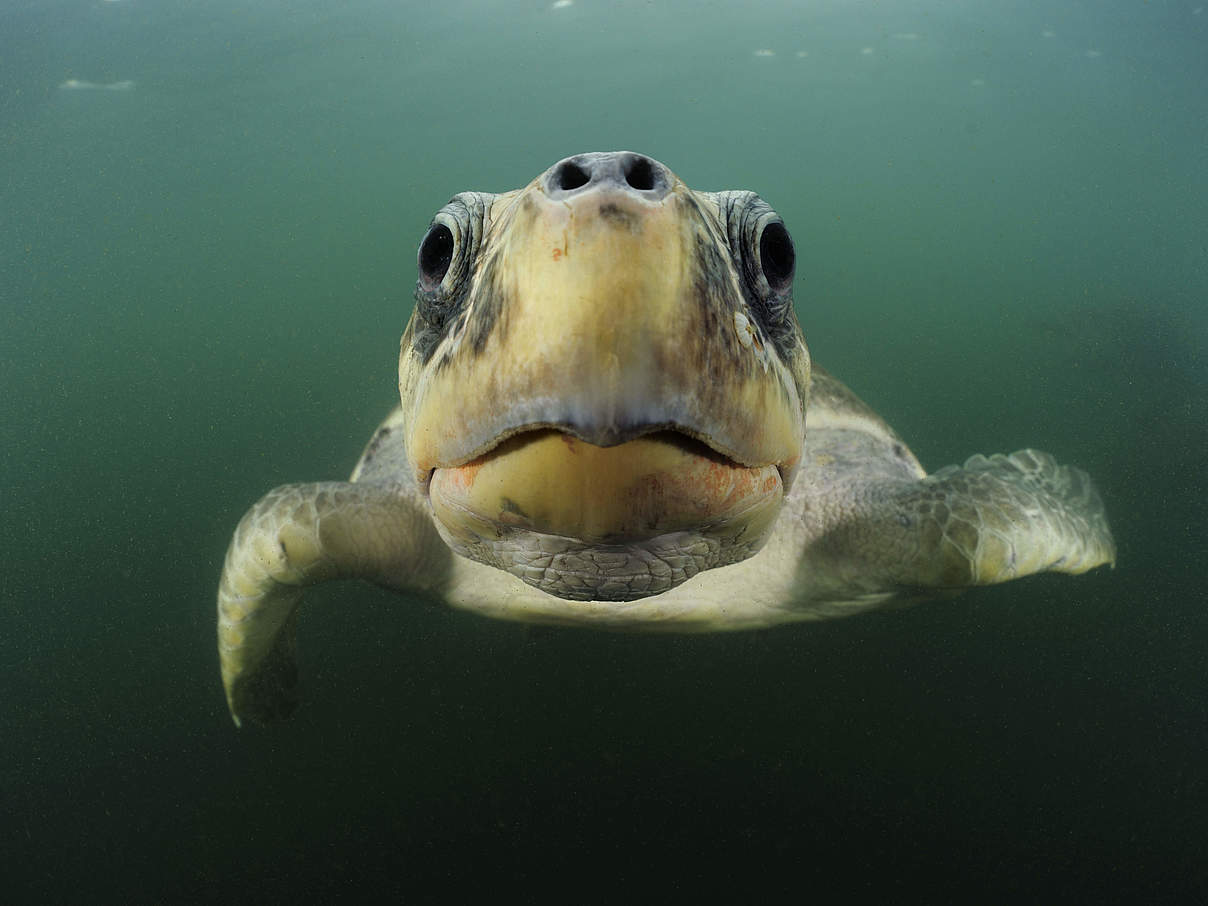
<box><xmin>426</xmin><ymin>426</ymin><xmax>787</xmax><ymax>547</ymax></box>
<box><xmin>425</xmin><ymin>426</ymin><xmax>787</xmax><ymax>601</ymax></box>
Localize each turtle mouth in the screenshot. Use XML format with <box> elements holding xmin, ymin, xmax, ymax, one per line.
<box><xmin>426</xmin><ymin>425</ymin><xmax>785</xmax><ymax>545</ymax></box>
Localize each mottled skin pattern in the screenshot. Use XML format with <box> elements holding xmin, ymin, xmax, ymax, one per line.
<box><xmin>216</xmin><ymin>153</ymin><xmax>1115</xmax><ymax>726</ymax></box>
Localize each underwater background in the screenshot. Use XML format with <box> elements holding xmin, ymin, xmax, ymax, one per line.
<box><xmin>3</xmin><ymin>0</ymin><xmax>1205</xmax><ymax>899</ymax></box>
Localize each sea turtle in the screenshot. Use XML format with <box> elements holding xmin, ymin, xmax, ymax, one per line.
<box><xmin>217</xmin><ymin>152</ymin><xmax>1115</xmax><ymax>726</ymax></box>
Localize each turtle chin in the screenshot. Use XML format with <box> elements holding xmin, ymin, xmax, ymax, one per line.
<box><xmin>426</xmin><ymin>428</ymin><xmax>784</xmax><ymax>602</ymax></box>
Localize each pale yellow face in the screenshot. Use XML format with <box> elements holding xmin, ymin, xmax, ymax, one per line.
<box><xmin>397</xmin><ymin>153</ymin><xmax>809</xmax><ymax>595</ymax></box>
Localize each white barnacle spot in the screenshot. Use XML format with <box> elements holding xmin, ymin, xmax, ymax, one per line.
<box><xmin>860</xmin><ymin>46</ymin><xmax>875</xmax><ymax>56</ymax></box>
<box><xmin>734</xmin><ymin>310</ymin><xmax>753</xmax><ymax>349</ymax></box>
<box><xmin>733</xmin><ymin>310</ymin><xmax>770</xmax><ymax>370</ymax></box>
<box><xmin>753</xmin><ymin>49</ymin><xmax>776</xmax><ymax>57</ymax></box>
<box><xmin>551</xmin><ymin>0</ymin><xmax>573</xmax><ymax>9</ymax></box>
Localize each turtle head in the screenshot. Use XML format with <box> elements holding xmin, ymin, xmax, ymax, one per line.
<box><xmin>398</xmin><ymin>152</ymin><xmax>811</xmax><ymax>600</ymax></box>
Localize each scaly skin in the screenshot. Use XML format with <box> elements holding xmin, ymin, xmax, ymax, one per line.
<box><xmin>217</xmin><ymin>480</ymin><xmax>447</xmax><ymax>725</ymax></box>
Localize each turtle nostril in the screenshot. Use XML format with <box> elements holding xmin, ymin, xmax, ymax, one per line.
<box><xmin>544</xmin><ymin>152</ymin><xmax>672</xmax><ymax>200</ymax></box>
<box><xmin>554</xmin><ymin>161</ymin><xmax>590</xmax><ymax>191</ymax></box>
<box><xmin>624</xmin><ymin>156</ymin><xmax>655</xmax><ymax>191</ymax></box>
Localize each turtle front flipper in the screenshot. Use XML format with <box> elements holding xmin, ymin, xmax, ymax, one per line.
<box><xmin>216</xmin><ymin>481</ymin><xmax>448</xmax><ymax>726</ymax></box>
<box><xmin>846</xmin><ymin>449</ymin><xmax>1116</xmax><ymax>591</ymax></box>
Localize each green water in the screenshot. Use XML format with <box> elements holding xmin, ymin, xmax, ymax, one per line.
<box><xmin>3</xmin><ymin>0</ymin><xmax>1205</xmax><ymax>899</ymax></box>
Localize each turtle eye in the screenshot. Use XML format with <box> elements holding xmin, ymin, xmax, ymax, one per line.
<box><xmin>418</xmin><ymin>223</ymin><xmax>455</xmax><ymax>290</ymax></box>
<box><xmin>758</xmin><ymin>221</ymin><xmax>795</xmax><ymax>295</ymax></box>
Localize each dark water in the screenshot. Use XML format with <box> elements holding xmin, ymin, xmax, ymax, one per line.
<box><xmin>3</xmin><ymin>0</ymin><xmax>1205</xmax><ymax>899</ymax></box>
